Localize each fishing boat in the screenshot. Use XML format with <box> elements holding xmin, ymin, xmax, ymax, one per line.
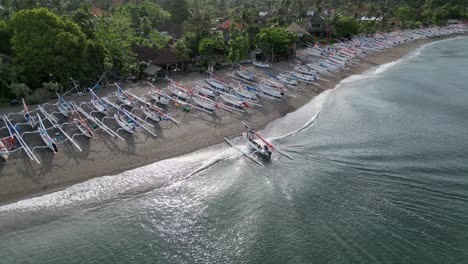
<box><xmin>22</xmin><ymin>98</ymin><xmax>38</xmax><ymax>129</ymax></box>
<box><xmin>142</xmin><ymin>106</ymin><xmax>162</xmax><ymax>122</ymax></box>
<box><xmin>192</xmin><ymin>96</ymin><xmax>217</xmax><ymax>111</ymax></box>
<box><xmin>252</xmin><ymin>60</ymin><xmax>271</xmax><ymax>68</ymax></box>
<box><xmin>74</xmin><ymin>114</ymin><xmax>95</xmax><ymax>139</ymax></box>
<box><xmin>237</xmin><ymin>69</ymin><xmax>255</xmax><ymax>81</ymax></box>
<box><xmin>116</xmin><ymin>86</ymin><xmax>136</xmax><ymax>107</ymax></box>
<box><xmin>193</xmin><ymin>84</ymin><xmax>216</xmax><ymax>97</ymax></box>
<box><xmin>258</xmin><ymin>84</ymin><xmax>284</xmax><ymax>98</ymax></box>
<box><xmin>0</xmin><ymin>140</ymin><xmax>9</xmax><ymax>161</ymax></box>
<box><xmin>242</xmin><ymin>122</ymin><xmax>293</xmax><ymax>161</ymax></box>
<box><xmin>277</xmin><ymin>74</ymin><xmax>299</xmax><ymax>86</ymax></box>
<box><xmin>232</xmin><ymin>85</ymin><xmax>257</xmax><ymax>101</ymax></box>
<box><xmin>58</xmin><ymin>95</ymin><xmax>74</xmax><ymax>117</ymax></box>
<box><xmin>220</xmin><ymin>94</ymin><xmax>245</xmax><ymax>108</ymax></box>
<box><xmin>37</xmin><ymin>114</ymin><xmax>58</xmax><ymax>153</ymax></box>
<box><xmin>167</xmin><ymin>85</ymin><xmax>191</xmax><ymax>100</ymax></box>
<box><xmin>147</xmin><ymin>89</ymin><xmax>170</xmax><ymax>105</ymax></box>
<box><xmin>90</xmin><ymin>91</ymin><xmax>109</xmax><ymax>115</ymax></box>
<box><xmin>206</xmin><ymin>78</ymin><xmax>228</xmax><ymax>92</ymax></box>
<box><xmin>114</xmin><ymin>112</ymin><xmax>136</xmax><ymax>134</ymax></box>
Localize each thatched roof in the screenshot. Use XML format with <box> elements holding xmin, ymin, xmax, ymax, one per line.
<box><xmin>132</xmin><ymin>45</ymin><xmax>185</xmax><ymax>66</ymax></box>
<box><xmin>286</xmin><ymin>23</ymin><xmax>311</xmax><ymax>37</ymax></box>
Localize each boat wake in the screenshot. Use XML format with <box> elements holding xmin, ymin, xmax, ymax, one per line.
<box><xmin>0</xmin><ymin>42</ymin><xmax>441</xmax><ymax>214</ymax></box>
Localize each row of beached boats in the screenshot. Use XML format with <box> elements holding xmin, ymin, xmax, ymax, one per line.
<box><xmin>1</xmin><ymin>26</ymin><xmax>464</xmax><ymax>164</ymax></box>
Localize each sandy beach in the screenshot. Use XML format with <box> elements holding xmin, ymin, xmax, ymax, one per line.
<box><xmin>0</xmin><ymin>36</ymin><xmax>456</xmax><ymax>205</ymax></box>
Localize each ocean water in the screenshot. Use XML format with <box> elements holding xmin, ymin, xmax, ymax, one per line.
<box><xmin>1</xmin><ymin>37</ymin><xmax>467</xmax><ymax>264</ymax></box>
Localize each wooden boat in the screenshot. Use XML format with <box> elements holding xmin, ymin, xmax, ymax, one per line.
<box><xmin>142</xmin><ymin>106</ymin><xmax>162</xmax><ymax>122</ymax></box>
<box><xmin>58</xmin><ymin>95</ymin><xmax>74</xmax><ymax>117</ymax></box>
<box><xmin>192</xmin><ymin>96</ymin><xmax>217</xmax><ymax>111</ymax></box>
<box><xmin>237</xmin><ymin>69</ymin><xmax>254</xmax><ymax>81</ymax></box>
<box><xmin>114</xmin><ymin>113</ymin><xmax>136</xmax><ymax>134</ymax></box>
<box><xmin>206</xmin><ymin>78</ymin><xmax>228</xmax><ymax>91</ymax></box>
<box><xmin>22</xmin><ymin>98</ymin><xmax>38</xmax><ymax>129</ymax></box>
<box><xmin>0</xmin><ymin>140</ymin><xmax>9</xmax><ymax>161</ymax></box>
<box><xmin>37</xmin><ymin>114</ymin><xmax>58</xmax><ymax>153</ymax></box>
<box><xmin>193</xmin><ymin>84</ymin><xmax>216</xmax><ymax>97</ymax></box>
<box><xmin>167</xmin><ymin>85</ymin><xmax>191</xmax><ymax>100</ymax></box>
<box><xmin>116</xmin><ymin>86</ymin><xmax>136</xmax><ymax>107</ymax></box>
<box><xmin>147</xmin><ymin>89</ymin><xmax>170</xmax><ymax>105</ymax></box>
<box><xmin>90</xmin><ymin>90</ymin><xmax>109</xmax><ymax>115</ymax></box>
<box><xmin>74</xmin><ymin>115</ymin><xmax>95</xmax><ymax>139</ymax></box>
<box><xmin>220</xmin><ymin>94</ymin><xmax>244</xmax><ymax>108</ymax></box>
<box><xmin>252</xmin><ymin>60</ymin><xmax>271</xmax><ymax>68</ymax></box>
<box><xmin>232</xmin><ymin>85</ymin><xmax>257</xmax><ymax>101</ymax></box>
<box><xmin>258</xmin><ymin>84</ymin><xmax>283</xmax><ymax>98</ymax></box>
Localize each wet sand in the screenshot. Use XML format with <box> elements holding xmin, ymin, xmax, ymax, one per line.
<box><xmin>0</xmin><ymin>37</ymin><xmax>453</xmax><ymax>205</ymax></box>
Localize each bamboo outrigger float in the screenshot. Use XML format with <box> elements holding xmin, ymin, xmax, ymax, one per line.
<box><xmin>1</xmin><ymin>115</ymin><xmax>41</xmax><ymax>164</ymax></box>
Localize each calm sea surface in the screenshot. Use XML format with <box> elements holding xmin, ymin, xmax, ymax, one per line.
<box><xmin>1</xmin><ymin>37</ymin><xmax>467</xmax><ymax>264</ymax></box>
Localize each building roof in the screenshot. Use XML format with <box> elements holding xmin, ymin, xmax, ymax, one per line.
<box><xmin>217</xmin><ymin>19</ymin><xmax>242</xmax><ymax>31</ymax></box>
<box><xmin>132</xmin><ymin>45</ymin><xmax>185</xmax><ymax>65</ymax></box>
<box><xmin>156</xmin><ymin>23</ymin><xmax>184</xmax><ymax>39</ymax></box>
<box><xmin>286</xmin><ymin>23</ymin><xmax>311</xmax><ymax>37</ymax></box>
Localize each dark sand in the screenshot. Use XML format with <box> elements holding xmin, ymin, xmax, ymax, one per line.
<box><xmin>0</xmin><ymin>37</ymin><xmax>452</xmax><ymax>205</ymax></box>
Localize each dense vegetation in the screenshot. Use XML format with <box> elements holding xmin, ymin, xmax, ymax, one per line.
<box><xmin>0</xmin><ymin>0</ymin><xmax>466</xmax><ymax>102</ymax></box>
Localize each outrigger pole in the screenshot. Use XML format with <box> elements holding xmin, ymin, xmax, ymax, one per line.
<box><xmin>1</xmin><ymin>115</ymin><xmax>41</xmax><ymax>164</ymax></box>
<box><xmin>69</xmin><ymin>102</ymin><xmax>125</xmax><ymax>141</ymax></box>
<box><xmin>242</xmin><ymin>122</ymin><xmax>294</xmax><ymax>160</ymax></box>
<box><xmin>102</xmin><ymin>97</ymin><xmax>157</xmax><ymax>137</ymax></box>
<box><xmin>224</xmin><ymin>137</ymin><xmax>263</xmax><ymax>167</ymax></box>
<box><xmin>37</xmin><ymin>106</ymin><xmax>82</xmax><ymax>152</ymax></box>
<box><xmin>130</xmin><ymin>85</ymin><xmax>181</xmax><ymax>124</ymax></box>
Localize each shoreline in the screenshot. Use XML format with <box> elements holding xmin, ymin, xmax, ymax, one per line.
<box><xmin>0</xmin><ymin>36</ymin><xmax>460</xmax><ymax>206</ymax></box>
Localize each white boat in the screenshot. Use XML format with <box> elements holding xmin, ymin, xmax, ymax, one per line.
<box><xmin>252</xmin><ymin>60</ymin><xmax>271</xmax><ymax>68</ymax></box>
<box><xmin>192</xmin><ymin>96</ymin><xmax>216</xmax><ymax>111</ymax></box>
<box><xmin>37</xmin><ymin>114</ymin><xmax>58</xmax><ymax>153</ymax></box>
<box><xmin>75</xmin><ymin>117</ymin><xmax>94</xmax><ymax>139</ymax></box>
<box><xmin>291</xmin><ymin>71</ymin><xmax>317</xmax><ymax>82</ymax></box>
<box><xmin>90</xmin><ymin>90</ymin><xmax>109</xmax><ymax>115</ymax></box>
<box><xmin>147</xmin><ymin>90</ymin><xmax>170</xmax><ymax>105</ymax></box>
<box><xmin>22</xmin><ymin>99</ymin><xmax>38</xmax><ymax>129</ymax></box>
<box><xmin>114</xmin><ymin>113</ymin><xmax>136</xmax><ymax>134</ymax></box>
<box><xmin>206</xmin><ymin>78</ymin><xmax>227</xmax><ymax>91</ymax></box>
<box><xmin>58</xmin><ymin>96</ymin><xmax>74</xmax><ymax>117</ymax></box>
<box><xmin>142</xmin><ymin>106</ymin><xmax>162</xmax><ymax>122</ymax></box>
<box><xmin>237</xmin><ymin>69</ymin><xmax>255</xmax><ymax>81</ymax></box>
<box><xmin>220</xmin><ymin>94</ymin><xmax>244</xmax><ymax>108</ymax></box>
<box><xmin>193</xmin><ymin>85</ymin><xmax>216</xmax><ymax>97</ymax></box>
<box><xmin>277</xmin><ymin>74</ymin><xmax>298</xmax><ymax>86</ymax></box>
<box><xmin>259</xmin><ymin>84</ymin><xmax>283</xmax><ymax>98</ymax></box>
<box><xmin>233</xmin><ymin>85</ymin><xmax>257</xmax><ymax>100</ymax></box>
<box><xmin>0</xmin><ymin>140</ymin><xmax>9</xmax><ymax>161</ymax></box>
<box><xmin>167</xmin><ymin>85</ymin><xmax>191</xmax><ymax>100</ymax></box>
<box><xmin>116</xmin><ymin>87</ymin><xmax>136</xmax><ymax>107</ymax></box>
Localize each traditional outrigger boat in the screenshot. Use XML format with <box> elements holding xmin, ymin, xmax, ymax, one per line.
<box><xmin>0</xmin><ymin>140</ymin><xmax>9</xmax><ymax>161</ymax></box>
<box><xmin>90</xmin><ymin>90</ymin><xmax>109</xmax><ymax>115</ymax></box>
<box><xmin>237</xmin><ymin>69</ymin><xmax>255</xmax><ymax>81</ymax></box>
<box><xmin>74</xmin><ymin>113</ymin><xmax>95</xmax><ymax>139</ymax></box>
<box><xmin>114</xmin><ymin>111</ymin><xmax>137</xmax><ymax>134</ymax></box>
<box><xmin>142</xmin><ymin>106</ymin><xmax>163</xmax><ymax>122</ymax></box>
<box><xmin>116</xmin><ymin>86</ymin><xmax>136</xmax><ymax>107</ymax></box>
<box><xmin>193</xmin><ymin>84</ymin><xmax>216</xmax><ymax>98</ymax></box>
<box><xmin>252</xmin><ymin>60</ymin><xmax>271</xmax><ymax>68</ymax></box>
<box><xmin>58</xmin><ymin>95</ymin><xmax>74</xmax><ymax>117</ymax></box>
<box><xmin>22</xmin><ymin>98</ymin><xmax>38</xmax><ymax>129</ymax></box>
<box><xmin>206</xmin><ymin>78</ymin><xmax>228</xmax><ymax>91</ymax></box>
<box><xmin>147</xmin><ymin>89</ymin><xmax>171</xmax><ymax>105</ymax></box>
<box><xmin>37</xmin><ymin>114</ymin><xmax>58</xmax><ymax>153</ymax></box>
<box><xmin>192</xmin><ymin>95</ymin><xmax>217</xmax><ymax>111</ymax></box>
<box><xmin>167</xmin><ymin>84</ymin><xmax>191</xmax><ymax>100</ymax></box>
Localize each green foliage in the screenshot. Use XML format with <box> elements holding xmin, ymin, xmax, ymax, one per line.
<box><xmin>0</xmin><ymin>64</ymin><xmax>17</xmax><ymax>98</ymax></box>
<box><xmin>168</xmin><ymin>0</ymin><xmax>190</xmax><ymax>23</ymax></box>
<box><xmin>228</xmin><ymin>30</ymin><xmax>249</xmax><ymax>64</ymax></box>
<box><xmin>0</xmin><ymin>19</ymin><xmax>12</xmax><ymax>54</ymax></box>
<box><xmin>9</xmin><ymin>82</ymin><xmax>30</xmax><ymax>98</ymax></box>
<box><xmin>171</xmin><ymin>39</ymin><xmax>190</xmax><ymax>61</ymax></box>
<box><xmin>12</xmin><ymin>8</ymin><xmax>91</xmax><ymax>88</ymax></box>
<box><xmin>42</xmin><ymin>81</ymin><xmax>63</xmax><ymax>93</ymax></box>
<box><xmin>335</xmin><ymin>16</ymin><xmax>359</xmax><ymax>39</ymax></box>
<box><xmin>395</xmin><ymin>5</ymin><xmax>417</xmax><ymax>27</ymax></box>
<box><xmin>255</xmin><ymin>27</ymin><xmax>293</xmax><ymax>61</ymax></box>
